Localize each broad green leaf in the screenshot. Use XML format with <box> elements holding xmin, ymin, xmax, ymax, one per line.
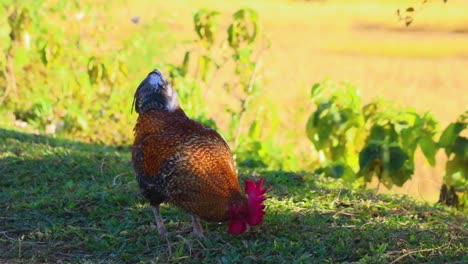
<box><xmin>368</xmin><ymin>125</ymin><xmax>388</xmax><ymax>141</ymax></box>
<box><xmin>419</xmin><ymin>136</ymin><xmax>438</xmax><ymax>166</ymax></box>
<box><xmin>248</xmin><ymin>120</ymin><xmax>260</xmax><ymax>139</ymax></box>
<box><xmin>306</xmin><ymin>101</ymin><xmax>335</xmax><ymax>150</ymax></box>
<box><xmin>330</xmin><ymin>163</ymin><xmax>345</xmax><ymax>178</ymax></box>
<box><xmin>452</xmin><ymin>137</ymin><xmax>468</xmax><ymax>159</ymax></box>
<box><xmin>387</xmin><ymin>166</ymin><xmax>413</xmax><ymax>187</ymax></box>
<box><xmin>439</xmin><ymin>122</ymin><xmax>464</xmax><ymax>149</ymax></box>
<box><xmin>445</xmin><ymin>157</ymin><xmax>467</xmax><ymax>187</ymax></box>
<box><xmin>380</xmin><ymin>174</ymin><xmax>394</xmax><ymax>189</ymax></box>
<box><xmin>357</xmin><ymin>163</ymin><xmax>379</xmax><ymax>184</ymax></box>
<box><xmin>459</xmin><ymin>110</ymin><xmax>467</xmax><ymax>123</ymax></box>
<box><xmin>198</xmin><ymin>55</ymin><xmax>212</xmax><ymax>82</ymax></box>
<box><xmin>387</xmin><ymin>146</ymin><xmax>408</xmax><ymax>172</ymax></box>
<box><xmin>228</xmin><ymin>9</ymin><xmax>258</xmax><ymax>49</ymax></box>
<box><xmin>317</xmin><ymin>161</ymin><xmax>357</xmax><ymax>184</ymax></box>
<box><xmin>316</xmin><ymin>114</ymin><xmax>334</xmax><ymax>146</ymax></box>
<box><xmin>305</xmin><ymin>114</ymin><xmax>316</xmax><ymax>143</ymax></box>
<box><xmin>359</xmin><ymin>142</ymin><xmax>381</xmax><ymax>170</ymax></box>
<box><xmin>310</xmin><ymin>83</ymin><xmax>321</xmax><ymax>98</ymax></box>
<box><xmin>39</xmin><ymin>38</ymin><xmax>62</xmax><ymax>66</ymax></box>
<box><xmin>87</xmin><ymin>57</ymin><xmax>106</xmax><ymax>85</ymax></box>
<box><xmin>421</xmin><ymin>111</ymin><xmax>439</xmax><ymax>134</ymax></box>
<box><xmin>439</xmin><ymin>123</ymin><xmax>456</xmax><ymax>148</ymax></box>
<box><xmin>118</xmin><ymin>60</ymin><xmax>128</xmax><ymax>78</ymax></box>
<box><xmin>332</xmin><ymin>162</ymin><xmax>356</xmax><ymax>181</ymax></box>
<box><xmin>363</xmin><ymin>100</ymin><xmax>382</xmax><ymax>121</ymax></box>
<box><xmin>181</xmin><ymin>51</ymin><xmax>191</xmax><ymax>76</ymax></box>
<box><xmin>400</xmin><ymin>126</ymin><xmax>419</xmax><ymax>154</ymax></box>
<box><xmin>193</xmin><ymin>9</ymin><xmax>220</xmax><ymax>45</ymax></box>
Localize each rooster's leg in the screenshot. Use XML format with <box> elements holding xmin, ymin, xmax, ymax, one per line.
<box><xmin>151</xmin><ymin>205</ymin><xmax>167</xmax><ymax>237</ymax></box>
<box><xmin>191</xmin><ymin>215</ymin><xmax>204</xmax><ymax>238</ymax></box>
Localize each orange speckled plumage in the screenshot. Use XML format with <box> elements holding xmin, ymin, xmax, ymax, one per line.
<box><xmin>132</xmin><ymin>109</ymin><xmax>245</xmax><ymax>222</ymax></box>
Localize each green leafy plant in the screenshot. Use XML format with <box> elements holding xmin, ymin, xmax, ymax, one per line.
<box><xmin>164</xmin><ymin>8</ymin><xmax>292</xmax><ymax>170</ymax></box>
<box><xmin>0</xmin><ymin>1</ymin><xmax>141</xmax><ymax>143</ymax></box>
<box><xmin>438</xmin><ymin>111</ymin><xmax>467</xmax><ymax>207</ymax></box>
<box><xmin>226</xmin><ymin>9</ymin><xmax>266</xmax><ymax>149</ymax></box>
<box><xmin>193</xmin><ymin>9</ymin><xmax>221</xmax><ymax>47</ymax></box>
<box><xmin>235</xmin><ymin>102</ymin><xmax>299</xmax><ymax>171</ymax></box>
<box><xmin>1</xmin><ymin>2</ymin><xmax>290</xmax><ymax>168</ymax></box>
<box><xmin>1</xmin><ymin>3</ymin><xmax>35</xmax><ymax>104</ymax></box>
<box><xmin>306</xmin><ymin>81</ymin><xmax>366</xmax><ymax>186</ymax></box>
<box><xmin>359</xmin><ymin>102</ymin><xmax>439</xmax><ymax>189</ymax></box>
<box><xmin>164</xmin><ymin>9</ymin><xmax>224</xmax><ymax>128</ymax></box>
<box><xmin>306</xmin><ymin>81</ymin><xmax>440</xmax><ymax>190</ymax></box>
<box><xmin>224</xmin><ymin>10</ymin><xmax>295</xmax><ymax>170</ymax></box>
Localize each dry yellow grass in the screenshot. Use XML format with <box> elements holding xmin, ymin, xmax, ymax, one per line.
<box><xmin>91</xmin><ymin>0</ymin><xmax>468</xmax><ymax>202</ymax></box>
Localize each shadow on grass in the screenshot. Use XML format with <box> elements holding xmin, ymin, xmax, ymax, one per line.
<box><xmin>1</xmin><ymin>128</ymin><xmax>466</xmax><ymax>263</ymax></box>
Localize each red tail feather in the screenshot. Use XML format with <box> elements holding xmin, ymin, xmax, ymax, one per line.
<box><xmin>245</xmin><ymin>178</ymin><xmax>267</xmax><ymax>226</ymax></box>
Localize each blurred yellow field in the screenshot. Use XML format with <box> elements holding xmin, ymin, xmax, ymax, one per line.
<box><xmin>78</xmin><ymin>0</ymin><xmax>468</xmax><ymax>126</ymax></box>
<box><xmin>149</xmin><ymin>0</ymin><xmax>468</xmax><ymax>119</ymax></box>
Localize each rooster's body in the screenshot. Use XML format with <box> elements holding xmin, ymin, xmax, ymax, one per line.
<box><xmin>132</xmin><ymin>70</ymin><xmax>266</xmax><ymax>237</ymax></box>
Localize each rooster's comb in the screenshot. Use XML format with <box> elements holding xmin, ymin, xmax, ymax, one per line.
<box><xmin>245</xmin><ymin>178</ymin><xmax>267</xmax><ymax>226</ymax></box>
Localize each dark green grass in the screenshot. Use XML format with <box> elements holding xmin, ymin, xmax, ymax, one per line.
<box><xmin>1</xmin><ymin>128</ymin><xmax>467</xmax><ymax>263</ymax></box>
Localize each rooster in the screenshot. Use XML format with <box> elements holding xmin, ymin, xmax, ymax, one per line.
<box><xmin>132</xmin><ymin>69</ymin><xmax>267</xmax><ymax>237</ymax></box>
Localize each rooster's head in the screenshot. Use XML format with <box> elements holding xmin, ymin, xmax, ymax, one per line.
<box><xmin>228</xmin><ymin>178</ymin><xmax>267</xmax><ymax>234</ymax></box>
<box><xmin>133</xmin><ymin>69</ymin><xmax>179</xmax><ymax>113</ymax></box>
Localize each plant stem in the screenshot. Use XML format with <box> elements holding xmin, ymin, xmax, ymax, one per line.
<box><xmin>233</xmin><ymin>45</ymin><xmax>265</xmax><ymax>149</ymax></box>
<box><xmin>1</xmin><ymin>53</ymin><xmax>17</xmax><ymax>103</ymax></box>
<box><xmin>203</xmin><ymin>56</ymin><xmax>228</xmax><ymax>101</ymax></box>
